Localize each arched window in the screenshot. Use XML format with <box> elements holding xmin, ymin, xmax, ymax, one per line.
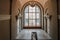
<box><xmin>24</xmin><ymin>5</ymin><xmax>41</xmax><ymax>28</ymax></box>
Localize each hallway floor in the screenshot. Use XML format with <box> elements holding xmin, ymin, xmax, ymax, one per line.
<box><xmin>16</xmin><ymin>29</ymin><xmax>51</xmax><ymax>40</ymax></box>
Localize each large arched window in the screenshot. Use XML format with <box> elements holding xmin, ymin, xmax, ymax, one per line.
<box><xmin>24</xmin><ymin>5</ymin><xmax>41</xmax><ymax>28</ymax></box>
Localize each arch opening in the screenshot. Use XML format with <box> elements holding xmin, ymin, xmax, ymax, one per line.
<box><xmin>21</xmin><ymin>1</ymin><xmax>44</xmax><ymax>29</ymax></box>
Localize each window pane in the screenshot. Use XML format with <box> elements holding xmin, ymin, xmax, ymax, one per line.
<box><xmin>25</xmin><ymin>19</ymin><xmax>28</xmax><ymax>23</ymax></box>
<box><xmin>32</xmin><ymin>7</ymin><xmax>35</xmax><ymax>10</ymax></box>
<box><xmin>25</xmin><ymin>13</ymin><xmax>28</xmax><ymax>19</ymax></box>
<box><xmin>36</xmin><ymin>13</ymin><xmax>40</xmax><ymax>19</ymax></box>
<box><xmin>25</xmin><ymin>23</ymin><xmax>28</xmax><ymax>26</ymax></box>
<box><xmin>37</xmin><ymin>23</ymin><xmax>40</xmax><ymax>26</ymax></box>
<box><xmin>36</xmin><ymin>9</ymin><xmax>40</xmax><ymax>12</ymax></box>
<box><xmin>32</xmin><ymin>7</ymin><xmax>35</xmax><ymax>12</ymax></box>
<box><xmin>29</xmin><ymin>6</ymin><xmax>33</xmax><ymax>12</ymax></box>
<box><xmin>36</xmin><ymin>6</ymin><xmax>40</xmax><ymax>12</ymax></box>
<box><xmin>29</xmin><ymin>5</ymin><xmax>33</xmax><ymax>9</ymax></box>
<box><xmin>29</xmin><ymin>9</ymin><xmax>33</xmax><ymax>12</ymax></box>
<box><xmin>29</xmin><ymin>20</ymin><xmax>33</xmax><ymax>26</ymax></box>
<box><xmin>29</xmin><ymin>13</ymin><xmax>33</xmax><ymax>19</ymax></box>
<box><xmin>24</xmin><ymin>6</ymin><xmax>28</xmax><ymax>12</ymax></box>
<box><xmin>24</xmin><ymin>19</ymin><xmax>28</xmax><ymax>26</ymax></box>
<box><xmin>32</xmin><ymin>9</ymin><xmax>35</xmax><ymax>12</ymax></box>
<box><xmin>33</xmin><ymin>13</ymin><xmax>35</xmax><ymax>19</ymax></box>
<box><xmin>29</xmin><ymin>5</ymin><xmax>35</xmax><ymax>12</ymax></box>
<box><xmin>36</xmin><ymin>19</ymin><xmax>40</xmax><ymax>26</ymax></box>
<box><xmin>32</xmin><ymin>20</ymin><xmax>35</xmax><ymax>26</ymax></box>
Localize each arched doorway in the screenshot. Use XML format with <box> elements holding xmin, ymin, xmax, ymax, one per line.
<box><xmin>21</xmin><ymin>1</ymin><xmax>43</xmax><ymax>29</ymax></box>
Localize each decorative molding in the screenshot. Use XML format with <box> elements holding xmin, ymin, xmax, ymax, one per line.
<box><xmin>21</xmin><ymin>1</ymin><xmax>44</xmax><ymax>13</ymax></box>
<box><xmin>44</xmin><ymin>14</ymin><xmax>52</xmax><ymax>20</ymax></box>
<box><xmin>29</xmin><ymin>1</ymin><xmax>35</xmax><ymax>7</ymax></box>
<box><xmin>45</xmin><ymin>8</ymin><xmax>48</xmax><ymax>13</ymax></box>
<box><xmin>0</xmin><ymin>15</ymin><xmax>10</xmax><ymax>20</ymax></box>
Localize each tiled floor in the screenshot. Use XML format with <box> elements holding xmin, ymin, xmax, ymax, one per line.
<box><xmin>16</xmin><ymin>29</ymin><xmax>51</xmax><ymax>40</ymax></box>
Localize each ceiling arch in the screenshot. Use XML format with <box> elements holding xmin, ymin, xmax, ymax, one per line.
<box><xmin>21</xmin><ymin>1</ymin><xmax>44</xmax><ymax>15</ymax></box>
<box><xmin>19</xmin><ymin>0</ymin><xmax>48</xmax><ymax>8</ymax></box>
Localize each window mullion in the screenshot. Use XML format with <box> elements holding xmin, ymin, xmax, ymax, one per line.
<box><xmin>35</xmin><ymin>6</ymin><xmax>37</xmax><ymax>25</ymax></box>
<box><xmin>28</xmin><ymin>5</ymin><xmax>29</xmax><ymax>27</ymax></box>
<box><xmin>32</xmin><ymin>7</ymin><xmax>33</xmax><ymax>26</ymax></box>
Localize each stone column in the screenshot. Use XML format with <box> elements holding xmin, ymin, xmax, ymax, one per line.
<box><xmin>47</xmin><ymin>15</ymin><xmax>50</xmax><ymax>34</ymax></box>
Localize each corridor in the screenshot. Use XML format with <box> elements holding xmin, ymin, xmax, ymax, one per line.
<box><xmin>16</xmin><ymin>29</ymin><xmax>51</xmax><ymax>40</ymax></box>
<box><xmin>0</xmin><ymin>0</ymin><xmax>59</xmax><ymax>40</ymax></box>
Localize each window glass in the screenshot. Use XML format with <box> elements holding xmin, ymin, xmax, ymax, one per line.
<box><xmin>29</xmin><ymin>20</ymin><xmax>33</xmax><ymax>26</ymax></box>
<box><xmin>24</xmin><ymin>19</ymin><xmax>28</xmax><ymax>26</ymax></box>
<box><xmin>29</xmin><ymin>6</ymin><xmax>33</xmax><ymax>12</ymax></box>
<box><xmin>36</xmin><ymin>19</ymin><xmax>40</xmax><ymax>26</ymax></box>
<box><xmin>24</xmin><ymin>5</ymin><xmax>40</xmax><ymax>27</ymax></box>
<box><xmin>36</xmin><ymin>13</ymin><xmax>40</xmax><ymax>19</ymax></box>
<box><xmin>33</xmin><ymin>20</ymin><xmax>35</xmax><ymax>26</ymax></box>
<box><xmin>24</xmin><ymin>6</ymin><xmax>28</xmax><ymax>12</ymax></box>
<box><xmin>29</xmin><ymin>13</ymin><xmax>33</xmax><ymax>19</ymax></box>
<box><xmin>36</xmin><ymin>6</ymin><xmax>40</xmax><ymax>12</ymax></box>
<box><xmin>33</xmin><ymin>13</ymin><xmax>35</xmax><ymax>19</ymax></box>
<box><xmin>25</xmin><ymin>13</ymin><xmax>28</xmax><ymax>19</ymax></box>
<box><xmin>29</xmin><ymin>6</ymin><xmax>35</xmax><ymax>12</ymax></box>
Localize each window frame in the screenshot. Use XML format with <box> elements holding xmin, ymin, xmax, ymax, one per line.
<box><xmin>24</xmin><ymin>5</ymin><xmax>41</xmax><ymax>27</ymax></box>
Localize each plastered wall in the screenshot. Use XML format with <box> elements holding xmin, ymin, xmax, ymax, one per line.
<box><xmin>0</xmin><ymin>20</ymin><xmax>10</xmax><ymax>40</ymax></box>
<box><xmin>0</xmin><ymin>0</ymin><xmax>10</xmax><ymax>15</ymax></box>
<box><xmin>0</xmin><ymin>0</ymin><xmax>10</xmax><ymax>40</ymax></box>
<box><xmin>44</xmin><ymin>0</ymin><xmax>58</xmax><ymax>40</ymax></box>
<box><xmin>19</xmin><ymin>0</ymin><xmax>48</xmax><ymax>9</ymax></box>
<box><xmin>0</xmin><ymin>0</ymin><xmax>21</xmax><ymax>40</ymax></box>
<box><xmin>11</xmin><ymin>0</ymin><xmax>21</xmax><ymax>40</ymax></box>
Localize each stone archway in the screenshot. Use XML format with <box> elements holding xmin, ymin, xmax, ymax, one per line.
<box><xmin>20</xmin><ymin>1</ymin><xmax>44</xmax><ymax>29</ymax></box>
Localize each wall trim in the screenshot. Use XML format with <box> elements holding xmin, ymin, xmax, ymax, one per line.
<box><xmin>0</xmin><ymin>15</ymin><xmax>10</xmax><ymax>20</ymax></box>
